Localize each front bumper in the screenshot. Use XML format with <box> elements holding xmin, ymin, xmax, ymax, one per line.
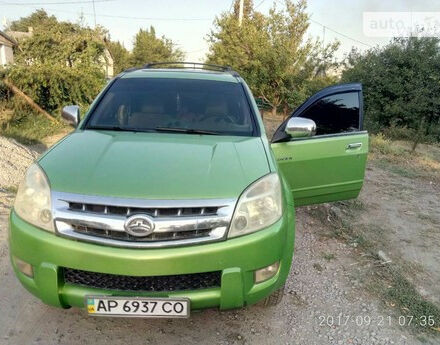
<box><xmin>8</xmin><ymin>207</ymin><xmax>295</xmax><ymax>311</ymax></box>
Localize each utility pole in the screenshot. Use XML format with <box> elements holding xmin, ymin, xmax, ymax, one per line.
<box><xmin>238</xmin><ymin>0</ymin><xmax>244</xmax><ymax>26</ymax></box>
<box><xmin>92</xmin><ymin>0</ymin><xmax>97</xmax><ymax>27</ymax></box>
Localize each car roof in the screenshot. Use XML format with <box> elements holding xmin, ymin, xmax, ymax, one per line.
<box><xmin>120</xmin><ymin>68</ymin><xmax>240</xmax><ymax>83</ymax></box>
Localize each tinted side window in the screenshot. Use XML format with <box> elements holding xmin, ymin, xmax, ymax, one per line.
<box><xmin>300</xmin><ymin>92</ymin><xmax>360</xmax><ymax>135</ymax></box>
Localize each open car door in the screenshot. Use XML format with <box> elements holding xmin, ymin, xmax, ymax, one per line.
<box><xmin>271</xmin><ymin>83</ymin><xmax>368</xmax><ymax>207</ymax></box>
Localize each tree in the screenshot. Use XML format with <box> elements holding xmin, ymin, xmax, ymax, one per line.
<box><xmin>130</xmin><ymin>26</ymin><xmax>184</xmax><ymax>67</ymax></box>
<box><xmin>107</xmin><ymin>40</ymin><xmax>131</xmax><ymax>74</ymax></box>
<box><xmin>5</xmin><ymin>10</ymin><xmax>107</xmax><ymax>113</ymax></box>
<box><xmin>13</xmin><ymin>22</ymin><xmax>107</xmax><ymax>68</ymax></box>
<box><xmin>7</xmin><ymin>9</ymin><xmax>58</xmax><ymax>31</ymax></box>
<box><xmin>342</xmin><ymin>37</ymin><xmax>440</xmax><ymax>148</ymax></box>
<box><xmin>207</xmin><ymin>0</ymin><xmax>339</xmax><ymax>116</ymax></box>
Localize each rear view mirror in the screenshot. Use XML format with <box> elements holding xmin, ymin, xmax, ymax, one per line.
<box><xmin>61</xmin><ymin>105</ymin><xmax>80</xmax><ymax>127</ymax></box>
<box><xmin>285</xmin><ymin>117</ymin><xmax>316</xmax><ymax>138</ymax></box>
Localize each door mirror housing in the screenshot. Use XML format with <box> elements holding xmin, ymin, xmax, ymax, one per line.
<box><xmin>62</xmin><ymin>105</ymin><xmax>80</xmax><ymax>127</ymax></box>
<box><xmin>285</xmin><ymin>117</ymin><xmax>316</xmax><ymax>138</ymax></box>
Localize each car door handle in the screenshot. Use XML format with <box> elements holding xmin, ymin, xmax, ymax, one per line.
<box><xmin>346</xmin><ymin>143</ymin><xmax>362</xmax><ymax>150</ymax></box>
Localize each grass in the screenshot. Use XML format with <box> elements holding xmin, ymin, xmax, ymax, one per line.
<box><xmin>417</xmin><ymin>213</ymin><xmax>440</xmax><ymax>226</ymax></box>
<box><xmin>319</xmin><ymin>201</ymin><xmax>440</xmax><ymax>334</ymax></box>
<box><xmin>1</xmin><ymin>185</ymin><xmax>17</xmax><ymax>194</ymax></box>
<box><xmin>369</xmin><ymin>266</ymin><xmax>440</xmax><ymax>333</ymax></box>
<box><xmin>312</xmin><ymin>263</ymin><xmax>324</xmax><ymax>272</ymax></box>
<box><xmin>375</xmin><ymin>160</ymin><xmax>419</xmax><ymax>178</ymax></box>
<box><xmin>322</xmin><ymin>253</ymin><xmax>336</xmax><ymax>261</ymax></box>
<box><xmin>369</xmin><ymin>134</ymin><xmax>440</xmax><ymax>182</ymax></box>
<box><xmin>389</xmin><ymin>165</ymin><xmax>418</xmax><ymax>178</ymax></box>
<box><xmin>312</xmin><ymin>204</ymin><xmax>372</xmax><ymax>250</ymax></box>
<box><xmin>0</xmin><ymin>107</ymin><xmax>67</xmax><ymax>145</ymax></box>
<box><xmin>337</xmin><ymin>199</ymin><xmax>364</xmax><ymax>211</ymax></box>
<box><xmin>370</xmin><ymin>133</ymin><xmax>408</xmax><ymax>156</ymax></box>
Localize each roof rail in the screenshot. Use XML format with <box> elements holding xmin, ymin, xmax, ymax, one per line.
<box><xmin>143</xmin><ymin>61</ymin><xmax>234</xmax><ymax>73</ymax></box>
<box><xmin>122</xmin><ymin>67</ymin><xmax>142</xmax><ymax>73</ymax></box>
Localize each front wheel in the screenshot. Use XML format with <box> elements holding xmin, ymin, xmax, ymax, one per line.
<box><xmin>263</xmin><ymin>284</ymin><xmax>285</xmax><ymax>307</ymax></box>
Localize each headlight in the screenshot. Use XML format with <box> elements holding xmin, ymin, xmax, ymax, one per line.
<box><xmin>228</xmin><ymin>173</ymin><xmax>282</xmax><ymax>238</ymax></box>
<box><xmin>14</xmin><ymin>163</ymin><xmax>54</xmax><ymax>232</ymax></box>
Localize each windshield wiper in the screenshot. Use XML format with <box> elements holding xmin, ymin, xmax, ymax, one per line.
<box><xmin>87</xmin><ymin>125</ymin><xmax>145</xmax><ymax>132</ymax></box>
<box><xmin>155</xmin><ymin>127</ymin><xmax>221</xmax><ymax>135</ymax></box>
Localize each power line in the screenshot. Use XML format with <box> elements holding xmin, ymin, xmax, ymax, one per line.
<box><xmin>0</xmin><ymin>2</ymin><xmax>213</xmax><ymax>21</ymax></box>
<box><xmin>67</xmin><ymin>11</ymin><xmax>212</xmax><ymax>21</ymax></box>
<box><xmin>228</xmin><ymin>0</ymin><xmax>234</xmax><ymax>13</ymax></box>
<box><xmin>263</xmin><ymin>1</ymin><xmax>373</xmax><ymax>49</ymax></box>
<box><xmin>91</xmin><ymin>0</ymin><xmax>96</xmax><ymax>27</ymax></box>
<box><xmin>1</xmin><ymin>0</ymin><xmax>373</xmax><ymax>49</ymax></box>
<box><xmin>254</xmin><ymin>0</ymin><xmax>267</xmax><ymax>9</ymax></box>
<box><xmin>310</xmin><ymin>18</ymin><xmax>373</xmax><ymax>48</ymax></box>
<box><xmin>0</xmin><ymin>0</ymin><xmax>112</xmax><ymax>4</ymax></box>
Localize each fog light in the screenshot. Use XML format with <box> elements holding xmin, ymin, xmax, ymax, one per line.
<box><xmin>13</xmin><ymin>256</ymin><xmax>33</xmax><ymax>278</ymax></box>
<box><xmin>255</xmin><ymin>261</ymin><xmax>280</xmax><ymax>283</ymax></box>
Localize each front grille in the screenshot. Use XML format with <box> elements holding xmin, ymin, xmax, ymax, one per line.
<box><xmin>71</xmin><ymin>224</ymin><xmax>212</xmax><ymax>242</ymax></box>
<box><xmin>68</xmin><ymin>202</ymin><xmax>219</xmax><ymax>218</ymax></box>
<box><xmin>53</xmin><ymin>191</ymin><xmax>236</xmax><ymax>248</ymax></box>
<box><xmin>63</xmin><ymin>268</ymin><xmax>221</xmax><ymax>292</ymax></box>
<box><xmin>69</xmin><ymin>202</ymin><xmax>218</xmax><ymax>217</ymax></box>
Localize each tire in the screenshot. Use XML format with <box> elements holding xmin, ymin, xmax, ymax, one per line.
<box><xmin>263</xmin><ymin>284</ymin><xmax>285</xmax><ymax>307</ymax></box>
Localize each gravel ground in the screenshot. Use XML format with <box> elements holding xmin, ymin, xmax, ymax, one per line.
<box><xmin>0</xmin><ymin>136</ymin><xmax>39</xmax><ymax>189</ymax></box>
<box><xmin>357</xmin><ymin>164</ymin><xmax>440</xmax><ymax>307</ymax></box>
<box><xmin>0</xmin><ymin>136</ymin><xmax>438</xmax><ymax>345</ymax></box>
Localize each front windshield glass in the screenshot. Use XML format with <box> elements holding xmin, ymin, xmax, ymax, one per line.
<box><xmin>86</xmin><ymin>77</ymin><xmax>255</xmax><ymax>136</ymax></box>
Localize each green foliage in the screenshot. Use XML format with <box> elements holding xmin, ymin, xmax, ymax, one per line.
<box><xmin>207</xmin><ymin>0</ymin><xmax>340</xmax><ymax>116</ymax></box>
<box><xmin>0</xmin><ymin>98</ymin><xmax>67</xmax><ymax>144</ymax></box>
<box><xmin>380</xmin><ymin>266</ymin><xmax>440</xmax><ymax>333</ymax></box>
<box><xmin>107</xmin><ymin>40</ymin><xmax>130</xmax><ymax>74</ymax></box>
<box><xmin>5</xmin><ymin>10</ymin><xmax>107</xmax><ymax>114</ymax></box>
<box><xmin>342</xmin><ymin>37</ymin><xmax>440</xmax><ymax>145</ymax></box>
<box><xmin>2</xmin><ymin>10</ymin><xmax>188</xmax><ymax>143</ymax></box>
<box><xmin>370</xmin><ymin>133</ymin><xmax>406</xmax><ymax>156</ymax></box>
<box><xmin>0</xmin><ymin>69</ymin><xmax>9</xmax><ymax>101</ymax></box>
<box><xmin>130</xmin><ymin>26</ymin><xmax>184</xmax><ymax>67</ymax></box>
<box><xmin>1</xmin><ymin>111</ymin><xmax>66</xmax><ymax>145</ymax></box>
<box><xmin>8</xmin><ymin>9</ymin><xmax>57</xmax><ymax>31</ymax></box>
<box><xmin>8</xmin><ymin>64</ymin><xmax>105</xmax><ymax>113</ymax></box>
<box><xmin>13</xmin><ymin>23</ymin><xmax>106</xmax><ymax>68</ymax></box>
<box><xmin>107</xmin><ymin>27</ymin><xmax>185</xmax><ymax>72</ymax></box>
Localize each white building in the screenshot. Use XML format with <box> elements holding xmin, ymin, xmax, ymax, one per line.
<box><xmin>0</xmin><ymin>30</ymin><xmax>16</xmax><ymax>66</ymax></box>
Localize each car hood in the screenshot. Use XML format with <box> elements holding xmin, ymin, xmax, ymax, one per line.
<box><xmin>39</xmin><ymin>130</ymin><xmax>270</xmax><ymax>199</ymax></box>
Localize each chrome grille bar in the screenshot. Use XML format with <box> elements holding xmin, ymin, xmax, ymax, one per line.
<box><xmin>55</xmin><ymin>211</ymin><xmax>230</xmax><ymax>233</ymax></box>
<box><xmin>51</xmin><ymin>191</ymin><xmax>236</xmax><ymax>248</ymax></box>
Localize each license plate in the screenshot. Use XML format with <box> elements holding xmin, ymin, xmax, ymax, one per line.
<box><xmin>85</xmin><ymin>296</ymin><xmax>190</xmax><ymax>318</ymax></box>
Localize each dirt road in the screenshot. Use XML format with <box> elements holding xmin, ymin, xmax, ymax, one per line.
<box><xmin>0</xmin><ymin>136</ymin><xmax>438</xmax><ymax>345</ymax></box>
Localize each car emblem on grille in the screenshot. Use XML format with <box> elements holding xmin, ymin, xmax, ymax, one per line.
<box><xmin>124</xmin><ymin>214</ymin><xmax>155</xmax><ymax>237</ymax></box>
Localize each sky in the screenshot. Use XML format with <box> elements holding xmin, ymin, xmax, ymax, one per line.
<box><xmin>1</xmin><ymin>0</ymin><xmax>440</xmax><ymax>62</ymax></box>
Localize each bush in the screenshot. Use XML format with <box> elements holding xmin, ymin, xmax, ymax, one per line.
<box><xmin>343</xmin><ymin>37</ymin><xmax>440</xmax><ymax>147</ymax></box>
<box><xmin>369</xmin><ymin>133</ymin><xmax>406</xmax><ymax>156</ymax></box>
<box><xmin>7</xmin><ymin>64</ymin><xmax>106</xmax><ymax>115</ymax></box>
<box><xmin>0</xmin><ymin>69</ymin><xmax>10</xmax><ymax>102</ymax></box>
<box><xmin>0</xmin><ymin>98</ymin><xmax>67</xmax><ymax>144</ymax></box>
<box><xmin>380</xmin><ymin>125</ymin><xmax>440</xmax><ymax>145</ymax></box>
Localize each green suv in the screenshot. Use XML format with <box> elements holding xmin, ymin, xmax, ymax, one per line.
<box><xmin>9</xmin><ymin>63</ymin><xmax>368</xmax><ymax>317</ymax></box>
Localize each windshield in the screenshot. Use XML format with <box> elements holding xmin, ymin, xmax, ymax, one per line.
<box><xmin>85</xmin><ymin>77</ymin><xmax>256</xmax><ymax>136</ymax></box>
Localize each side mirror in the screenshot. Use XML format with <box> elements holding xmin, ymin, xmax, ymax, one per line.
<box><xmin>285</xmin><ymin>117</ymin><xmax>316</xmax><ymax>138</ymax></box>
<box><xmin>61</xmin><ymin>105</ymin><xmax>80</xmax><ymax>127</ymax></box>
